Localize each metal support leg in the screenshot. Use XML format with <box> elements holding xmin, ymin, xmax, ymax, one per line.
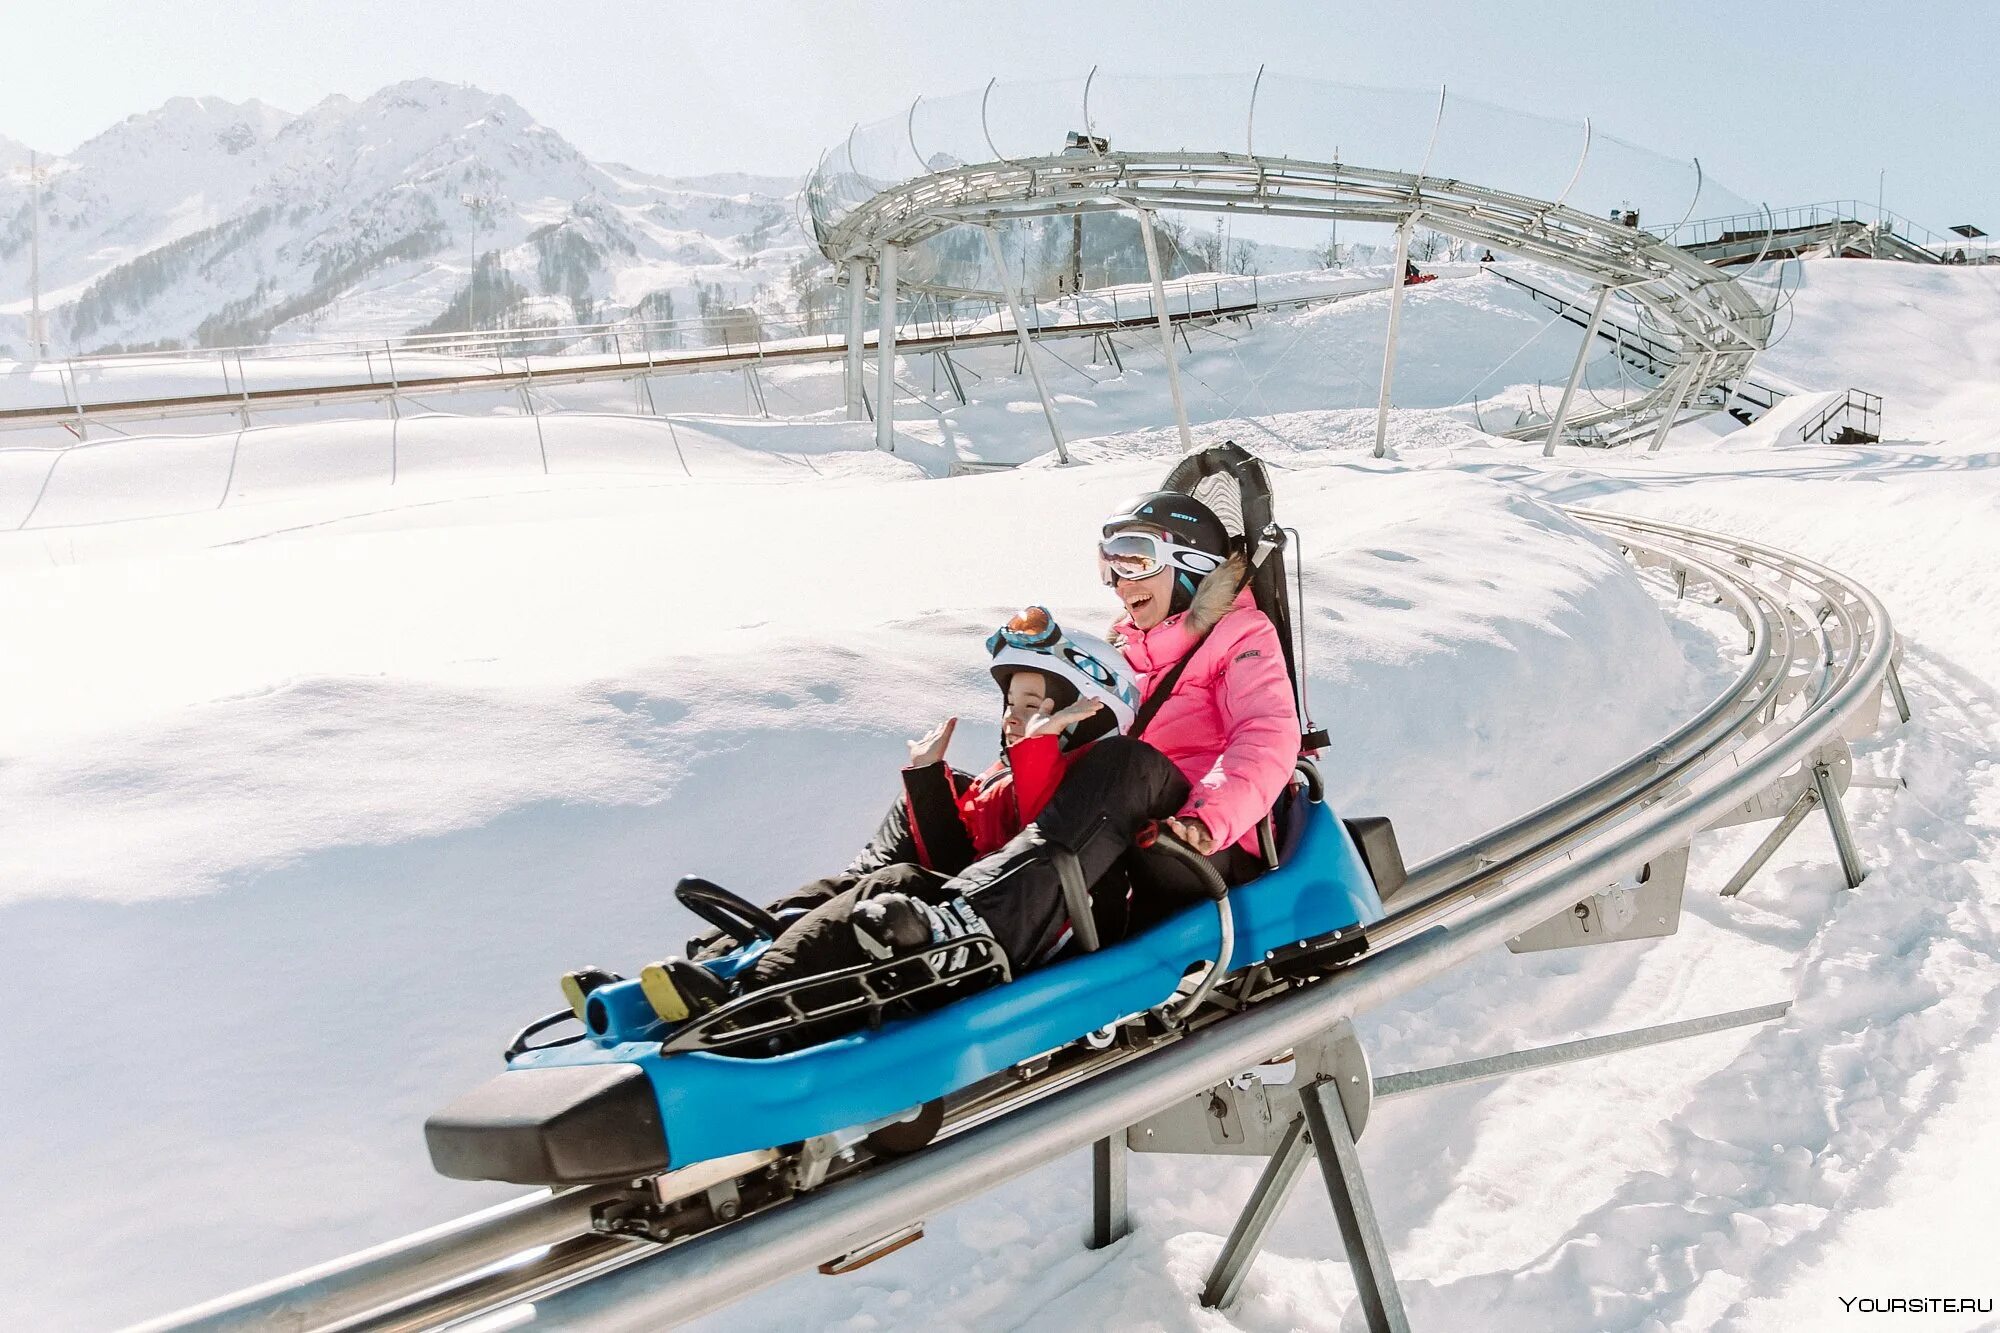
<box><xmin>936</xmin><ymin>350</ymin><xmax>967</xmax><ymax>405</ymax></box>
<box><xmin>1372</xmin><ymin>1002</ymin><xmax>1791</xmax><ymax>1098</ymax></box>
<box><xmin>1543</xmin><ymin>285</ymin><xmax>1611</xmax><ymax>456</ymax></box>
<box><xmin>1813</xmin><ymin>761</ymin><xmax>1867</xmax><ymax>888</ymax></box>
<box><xmin>1201</xmin><ymin>1114</ymin><xmax>1312</xmax><ymax>1309</ymax></box>
<box><xmin>875</xmin><ymin>244</ymin><xmax>898</xmax><ymax>452</ymax></box>
<box><xmin>981</xmin><ymin>225</ymin><xmax>1070</xmax><ymax>463</ymax></box>
<box><xmin>1090</xmin><ymin>1135</ymin><xmax>1127</xmax><ymax>1250</ymax></box>
<box><xmin>1646</xmin><ymin>357</ymin><xmax>1698</xmax><ymax>453</ymax></box>
<box><xmin>844</xmin><ymin>260</ymin><xmax>867</xmax><ymax>422</ymax></box>
<box><xmin>1131</xmin><ymin>204</ymin><xmax>1192</xmax><ymax>453</ymax></box>
<box><xmin>1374</xmin><ymin>219</ymin><xmax>1412</xmax><ymax>459</ymax></box>
<box><xmin>1886</xmin><ymin>660</ymin><xmax>1913</xmax><ymax>723</ymax></box>
<box><xmin>1719</xmin><ymin>788</ymin><xmax>1817</xmax><ymax>898</ymax></box>
<box><xmin>1297</xmin><ymin>1079</ymin><xmax>1410</xmax><ymax>1333</ymax></box>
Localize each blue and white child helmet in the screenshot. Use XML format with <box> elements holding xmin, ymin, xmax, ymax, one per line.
<box><xmin>986</xmin><ymin>606</ymin><xmax>1141</xmax><ymax>746</ymax></box>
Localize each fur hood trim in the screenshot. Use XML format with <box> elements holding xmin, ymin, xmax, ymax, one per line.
<box><xmin>1188</xmin><ymin>552</ymin><xmax>1249</xmax><ymax>636</ymax></box>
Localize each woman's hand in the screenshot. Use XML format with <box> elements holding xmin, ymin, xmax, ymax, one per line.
<box><xmin>1022</xmin><ymin>697</ymin><xmax>1104</xmax><ymax>742</ymax></box>
<box><xmin>1165</xmin><ymin>815</ymin><xmax>1216</xmax><ymax>856</ymax></box>
<box><xmin>907</xmin><ymin>716</ymin><xmax>956</xmax><ymax>768</ymax></box>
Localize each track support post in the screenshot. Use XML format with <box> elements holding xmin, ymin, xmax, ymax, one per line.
<box><xmin>1090</xmin><ymin>1135</ymin><xmax>1128</xmax><ymax>1249</ymax></box>
<box><xmin>1187</xmin><ymin>1022</ymin><xmax>1404</xmax><ymax>1327</ymax></box>
<box><xmin>1720</xmin><ymin>788</ymin><xmax>1819</xmax><ymax>898</ymax></box>
<box><xmin>981</xmin><ymin>224</ymin><xmax>1071</xmax><ymax>464</ymax></box>
<box><xmin>935</xmin><ymin>350</ymin><xmax>967</xmax><ymax>405</ymax></box>
<box><xmin>1885</xmin><ymin>657</ymin><xmax>1913</xmax><ymax>723</ymax></box>
<box><xmin>1720</xmin><ymin>756</ymin><xmax>1867</xmax><ymax>896</ymax></box>
<box><xmin>876</xmin><ymin>244</ymin><xmax>899</xmax><ymax>452</ymax></box>
<box><xmin>1298</xmin><ymin>1077</ymin><xmax>1410</xmax><ymax>1333</ymax></box>
<box><xmin>1813</xmin><ymin>760</ymin><xmax>1867</xmax><ymax>888</ymax></box>
<box><xmin>1647</xmin><ymin>355</ymin><xmax>1702</xmax><ymax>453</ymax></box>
<box><xmin>844</xmin><ymin>258</ymin><xmax>867</xmax><ymax>421</ymax></box>
<box><xmin>1131</xmin><ymin>203</ymin><xmax>1193</xmax><ymax>453</ymax></box>
<box><xmin>1201</xmin><ymin>1114</ymin><xmax>1312</xmax><ymax>1309</ymax></box>
<box><xmin>1544</xmin><ymin>285</ymin><xmax>1611</xmax><ymax>456</ymax></box>
<box><xmin>1374</xmin><ymin>218</ymin><xmax>1413</xmax><ymax>459</ymax></box>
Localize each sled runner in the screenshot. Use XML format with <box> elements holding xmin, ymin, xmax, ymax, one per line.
<box><xmin>427</xmin><ymin>444</ymin><xmax>1401</xmax><ymax>1189</ymax></box>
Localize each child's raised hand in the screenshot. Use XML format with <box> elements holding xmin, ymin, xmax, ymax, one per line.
<box><xmin>1022</xmin><ymin>697</ymin><xmax>1103</xmax><ymax>742</ymax></box>
<box><xmin>906</xmin><ymin>716</ymin><xmax>957</xmax><ymax>767</ymax></box>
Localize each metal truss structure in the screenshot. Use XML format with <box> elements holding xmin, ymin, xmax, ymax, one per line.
<box><xmin>806</xmin><ymin>74</ymin><xmax>1781</xmax><ymax>455</ymax></box>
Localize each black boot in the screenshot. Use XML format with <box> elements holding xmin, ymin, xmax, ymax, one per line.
<box><xmin>638</xmin><ymin>956</ymin><xmax>731</xmax><ymax>1024</ymax></box>
<box><xmin>852</xmin><ymin>892</ymin><xmax>992</xmax><ymax>968</ymax></box>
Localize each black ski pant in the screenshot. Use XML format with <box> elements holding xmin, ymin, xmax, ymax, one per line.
<box><xmin>743</xmin><ymin>737</ymin><xmax>1202</xmax><ymax>992</ymax></box>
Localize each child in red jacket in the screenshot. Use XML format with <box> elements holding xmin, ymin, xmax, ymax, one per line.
<box><xmin>560</xmin><ymin>608</ymin><xmax>1140</xmax><ymax>1023</ymax></box>
<box><xmin>897</xmin><ymin>605</ymin><xmax>1137</xmax><ymax>872</ymax></box>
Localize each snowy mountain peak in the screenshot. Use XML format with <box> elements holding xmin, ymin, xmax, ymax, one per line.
<box><xmin>71</xmin><ymin>95</ymin><xmax>295</xmax><ymax>169</ymax></box>
<box><xmin>0</xmin><ymin>134</ymin><xmax>40</xmax><ymax>172</ymax></box>
<box><xmin>1</xmin><ymin>80</ymin><xmax>816</xmax><ymax>356</ymax></box>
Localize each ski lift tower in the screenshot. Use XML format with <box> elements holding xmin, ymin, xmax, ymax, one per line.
<box><xmin>1061</xmin><ymin>130</ymin><xmax>1106</xmax><ymax>294</ymax></box>
<box><xmin>461</xmin><ymin>191</ymin><xmax>496</xmax><ymax>335</ymax></box>
<box><xmin>27</xmin><ymin>151</ymin><xmax>48</xmax><ymax>361</ymax></box>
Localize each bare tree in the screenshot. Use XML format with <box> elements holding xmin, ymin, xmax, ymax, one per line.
<box><xmin>1182</xmin><ymin>218</ymin><xmax>1226</xmax><ymax>273</ymax></box>
<box><xmin>1151</xmin><ymin>214</ymin><xmax>1193</xmax><ymax>273</ymax></box>
<box><xmin>1313</xmin><ymin>225</ymin><xmax>1343</xmax><ymax>269</ymax></box>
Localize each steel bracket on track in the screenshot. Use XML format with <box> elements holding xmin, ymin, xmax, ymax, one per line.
<box><xmin>1712</xmin><ymin>739</ymin><xmax>1853</xmax><ymax>829</ymax></box>
<box><xmin>1507</xmin><ymin>843</ymin><xmax>1689</xmax><ymax>953</ymax></box>
<box><xmin>1716</xmin><ymin>741</ymin><xmax>1867</xmax><ymax>896</ymax></box>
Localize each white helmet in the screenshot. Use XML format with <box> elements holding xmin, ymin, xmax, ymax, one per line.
<box><xmin>986</xmin><ymin>606</ymin><xmax>1140</xmax><ymax>746</ymax></box>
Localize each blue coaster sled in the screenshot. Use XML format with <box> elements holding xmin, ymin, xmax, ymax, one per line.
<box><xmin>426</xmin><ymin>790</ymin><xmax>1387</xmax><ymax>1186</ymax></box>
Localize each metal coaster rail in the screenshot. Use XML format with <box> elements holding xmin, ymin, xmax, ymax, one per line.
<box><xmin>0</xmin><ymin>277</ymin><xmax>1277</xmax><ymax>437</ymax></box>
<box><xmin>131</xmin><ymin>508</ymin><xmax>1903</xmax><ymax>1333</ymax></box>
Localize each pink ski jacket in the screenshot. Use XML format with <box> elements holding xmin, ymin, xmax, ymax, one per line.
<box><xmin>1113</xmin><ymin>586</ymin><xmax>1302</xmax><ymax>853</ymax></box>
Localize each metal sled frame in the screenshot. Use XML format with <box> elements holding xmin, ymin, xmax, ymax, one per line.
<box><xmin>662</xmin><ymin>936</ymin><xmax>1012</xmax><ymax>1054</ymax></box>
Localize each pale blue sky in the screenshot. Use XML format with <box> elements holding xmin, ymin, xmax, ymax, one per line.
<box><xmin>4</xmin><ymin>0</ymin><xmax>1993</xmax><ymax>231</ymax></box>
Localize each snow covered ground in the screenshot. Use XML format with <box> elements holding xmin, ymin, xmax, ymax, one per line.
<box><xmin>2</xmin><ymin>258</ymin><xmax>1995</xmax><ymax>1330</ymax></box>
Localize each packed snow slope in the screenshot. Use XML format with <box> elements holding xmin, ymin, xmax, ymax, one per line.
<box><xmin>2</xmin><ymin>255</ymin><xmax>1996</xmax><ymax>1331</ymax></box>
<box><xmin>1746</xmin><ymin>257</ymin><xmax>2000</xmax><ymax>439</ymax></box>
<box><xmin>0</xmin><ymin>413</ymin><xmax>1710</xmax><ymax>1325</ymax></box>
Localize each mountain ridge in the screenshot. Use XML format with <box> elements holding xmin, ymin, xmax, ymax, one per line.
<box><xmin>0</xmin><ymin>79</ymin><xmax>814</xmax><ymax>355</ymax></box>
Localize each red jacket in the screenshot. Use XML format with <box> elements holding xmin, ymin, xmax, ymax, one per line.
<box><xmin>900</xmin><ymin>734</ymin><xmax>1072</xmax><ymax>872</ymax></box>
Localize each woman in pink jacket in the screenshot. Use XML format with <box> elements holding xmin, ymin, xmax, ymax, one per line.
<box><xmin>1100</xmin><ymin>489</ymin><xmax>1302</xmax><ymax>872</ymax></box>
<box><xmin>738</xmin><ymin>488</ymin><xmax>1301</xmax><ymax>1000</ymax></box>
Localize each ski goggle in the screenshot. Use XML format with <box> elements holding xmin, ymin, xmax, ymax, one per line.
<box><xmin>986</xmin><ymin>605</ymin><xmax>1062</xmax><ymax>656</ymax></box>
<box><xmin>1099</xmin><ymin>530</ymin><xmax>1223</xmax><ymax>586</ymax></box>
<box><xmin>1098</xmin><ymin>531</ymin><xmax>1172</xmax><ymax>584</ymax></box>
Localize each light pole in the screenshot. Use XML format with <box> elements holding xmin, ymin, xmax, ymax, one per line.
<box><xmin>461</xmin><ymin>191</ymin><xmax>494</xmax><ymax>334</ymax></box>
<box><xmin>27</xmin><ymin>150</ymin><xmax>48</xmax><ymax>360</ymax></box>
